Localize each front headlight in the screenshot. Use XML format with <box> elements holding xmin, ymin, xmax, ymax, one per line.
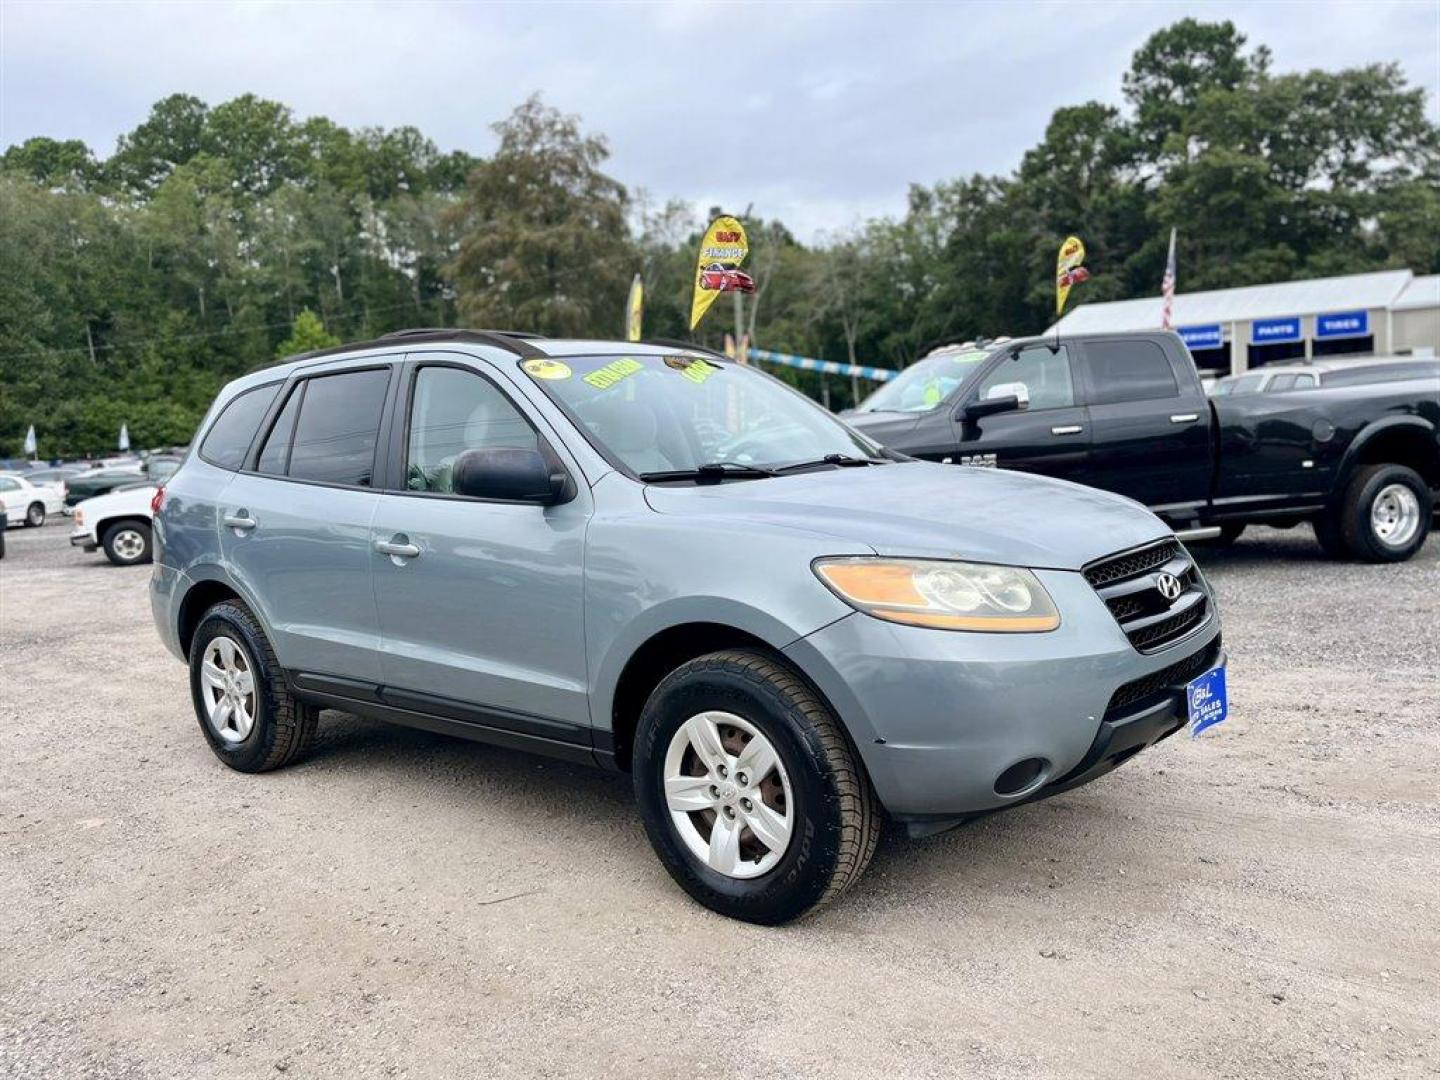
<box><xmin>813</xmin><ymin>557</ymin><xmax>1060</xmax><ymax>632</ymax></box>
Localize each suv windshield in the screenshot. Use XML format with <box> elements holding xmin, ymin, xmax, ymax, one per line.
<box><xmin>854</xmin><ymin>347</ymin><xmax>993</xmax><ymax>413</ymax></box>
<box><xmin>520</xmin><ymin>353</ymin><xmax>885</xmax><ymax>478</ymax></box>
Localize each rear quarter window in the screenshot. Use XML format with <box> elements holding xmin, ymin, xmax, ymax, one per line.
<box><xmin>199</xmin><ymin>383</ymin><xmax>282</xmax><ymax>470</ymax></box>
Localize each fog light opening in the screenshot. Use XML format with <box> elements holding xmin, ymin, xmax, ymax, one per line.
<box><xmin>994</xmin><ymin>757</ymin><xmax>1049</xmax><ymax>797</ymax></box>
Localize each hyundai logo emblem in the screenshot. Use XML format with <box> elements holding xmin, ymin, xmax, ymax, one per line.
<box><xmin>1156</xmin><ymin>572</ymin><xmax>1183</xmax><ymax>601</ymax></box>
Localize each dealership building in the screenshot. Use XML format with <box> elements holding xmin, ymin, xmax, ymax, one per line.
<box><xmin>1049</xmin><ymin>268</ymin><xmax>1440</xmax><ymax>376</ymax></box>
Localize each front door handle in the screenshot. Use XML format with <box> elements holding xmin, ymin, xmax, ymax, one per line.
<box><xmin>222</xmin><ymin>511</ymin><xmax>257</xmax><ymax>532</ymax></box>
<box><xmin>375</xmin><ymin>536</ymin><xmax>421</xmax><ymax>560</ymax></box>
<box><xmin>1170</xmin><ymin>413</ymin><xmax>1200</xmax><ymax>424</ymax></box>
<box><xmin>1051</xmin><ymin>425</ymin><xmax>1084</xmax><ymax>436</ymax></box>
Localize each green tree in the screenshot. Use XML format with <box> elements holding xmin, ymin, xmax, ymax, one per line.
<box><xmin>275</xmin><ymin>309</ymin><xmax>341</xmax><ymax>358</ymax></box>
<box><xmin>447</xmin><ymin>95</ymin><xmax>633</xmax><ymax>335</ymax></box>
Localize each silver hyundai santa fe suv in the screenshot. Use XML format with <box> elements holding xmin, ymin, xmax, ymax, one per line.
<box><xmin>151</xmin><ymin>329</ymin><xmax>1226</xmax><ymax>923</ymax></box>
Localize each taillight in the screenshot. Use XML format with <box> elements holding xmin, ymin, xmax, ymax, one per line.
<box><xmin>150</xmin><ymin>486</ymin><xmax>166</xmax><ymax>515</ymax></box>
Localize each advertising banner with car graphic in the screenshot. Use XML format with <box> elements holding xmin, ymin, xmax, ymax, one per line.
<box><xmin>1055</xmin><ymin>235</ymin><xmax>1089</xmax><ymax>315</ymax></box>
<box><xmin>689</xmin><ymin>215</ymin><xmax>754</xmax><ymax>329</ymax></box>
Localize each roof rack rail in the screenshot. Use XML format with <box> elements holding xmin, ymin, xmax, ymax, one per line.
<box><xmin>378</xmin><ymin>327</ymin><xmax>547</xmax><ymax>342</ymax></box>
<box><xmin>256</xmin><ymin>328</ymin><xmax>549</xmax><ymax>371</ymax></box>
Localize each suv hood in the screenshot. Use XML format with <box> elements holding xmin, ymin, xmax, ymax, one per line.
<box><xmin>643</xmin><ymin>461</ymin><xmax>1168</xmax><ymax>570</ymax></box>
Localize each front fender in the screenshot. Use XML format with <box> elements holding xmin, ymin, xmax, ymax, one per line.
<box><xmin>587</xmin><ymin>595</ymin><xmax>840</xmax><ymax>736</ymax></box>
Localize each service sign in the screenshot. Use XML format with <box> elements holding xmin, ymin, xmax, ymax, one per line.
<box><xmin>1315</xmin><ymin>310</ymin><xmax>1369</xmax><ymax>340</ymax></box>
<box><xmin>1179</xmin><ymin>324</ymin><xmax>1223</xmax><ymax>350</ymax></box>
<box><xmin>1250</xmin><ymin>317</ymin><xmax>1302</xmax><ymax>344</ymax></box>
<box><xmin>689</xmin><ymin>216</ymin><xmax>753</xmax><ymax>330</ymax></box>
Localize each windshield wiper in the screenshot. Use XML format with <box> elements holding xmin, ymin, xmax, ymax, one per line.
<box><xmin>638</xmin><ymin>462</ymin><xmax>779</xmax><ymax>483</ymax></box>
<box><xmin>772</xmin><ymin>454</ymin><xmax>885</xmax><ymax>474</ymax></box>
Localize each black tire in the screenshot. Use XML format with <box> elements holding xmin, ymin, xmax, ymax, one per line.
<box><xmin>188</xmin><ymin>600</ymin><xmax>318</xmax><ymax>773</ymax></box>
<box><xmin>25</xmin><ymin>502</ymin><xmax>45</xmax><ymax>527</ymax></box>
<box><xmin>633</xmin><ymin>649</ymin><xmax>880</xmax><ymax>925</ymax></box>
<box><xmin>1337</xmin><ymin>463</ymin><xmax>1432</xmax><ymax>563</ymax></box>
<box><xmin>101</xmin><ymin>520</ymin><xmax>152</xmax><ymax>566</ymax></box>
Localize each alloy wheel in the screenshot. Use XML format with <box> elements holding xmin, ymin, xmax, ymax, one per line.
<box><xmin>1371</xmin><ymin>483</ymin><xmax>1420</xmax><ymax>548</ymax></box>
<box><xmin>201</xmin><ymin>636</ymin><xmax>256</xmax><ymax>744</ymax></box>
<box><xmin>663</xmin><ymin>711</ymin><xmax>793</xmax><ymax>879</ymax></box>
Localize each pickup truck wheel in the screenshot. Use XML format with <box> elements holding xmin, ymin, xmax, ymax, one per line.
<box><xmin>1339</xmin><ymin>464</ymin><xmax>1432</xmax><ymax>563</ymax></box>
<box><xmin>189</xmin><ymin>600</ymin><xmax>318</xmax><ymax>773</ymax></box>
<box><xmin>633</xmin><ymin>649</ymin><xmax>881</xmax><ymax>925</ymax></box>
<box><xmin>25</xmin><ymin>502</ymin><xmax>45</xmax><ymax>527</ymax></box>
<box><xmin>101</xmin><ymin>521</ymin><xmax>152</xmax><ymax>565</ymax></box>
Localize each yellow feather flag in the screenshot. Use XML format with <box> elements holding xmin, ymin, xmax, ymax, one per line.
<box><xmin>625</xmin><ymin>274</ymin><xmax>643</xmax><ymax>342</ymax></box>
<box><xmin>689</xmin><ymin>216</ymin><xmax>753</xmax><ymax>330</ymax></box>
<box><xmin>1055</xmin><ymin>235</ymin><xmax>1089</xmax><ymax>316</ymax></box>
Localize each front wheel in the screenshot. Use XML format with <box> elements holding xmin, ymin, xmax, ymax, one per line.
<box><xmin>633</xmin><ymin>649</ymin><xmax>881</xmax><ymax>924</ymax></box>
<box><xmin>26</xmin><ymin>502</ymin><xmax>45</xmax><ymax>527</ymax></box>
<box><xmin>1337</xmin><ymin>464</ymin><xmax>1432</xmax><ymax>563</ymax></box>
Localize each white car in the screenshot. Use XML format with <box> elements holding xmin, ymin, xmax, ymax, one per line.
<box><xmin>0</xmin><ymin>473</ymin><xmax>66</xmax><ymax>527</ymax></box>
<box><xmin>70</xmin><ymin>483</ymin><xmax>159</xmax><ymax>566</ymax></box>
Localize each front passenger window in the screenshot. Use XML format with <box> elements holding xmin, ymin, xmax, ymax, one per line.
<box><xmin>976</xmin><ymin>345</ymin><xmax>1075</xmax><ymax>410</ymax></box>
<box><xmin>406</xmin><ymin>366</ymin><xmax>539</xmax><ymax>494</ymax></box>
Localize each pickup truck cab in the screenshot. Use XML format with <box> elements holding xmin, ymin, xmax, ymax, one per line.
<box><xmin>847</xmin><ymin>331</ymin><xmax>1440</xmax><ymax>562</ymax></box>
<box><xmin>151</xmin><ymin>329</ymin><xmax>1226</xmax><ymax>924</ymax></box>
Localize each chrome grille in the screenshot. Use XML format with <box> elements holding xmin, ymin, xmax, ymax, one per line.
<box><xmin>1085</xmin><ymin>539</ymin><xmax>1211</xmax><ymax>653</ymax></box>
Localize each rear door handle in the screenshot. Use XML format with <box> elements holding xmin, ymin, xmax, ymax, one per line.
<box><xmin>1051</xmin><ymin>425</ymin><xmax>1084</xmax><ymax>436</ymax></box>
<box><xmin>222</xmin><ymin>511</ymin><xmax>257</xmax><ymax>531</ymax></box>
<box><xmin>374</xmin><ymin>537</ymin><xmax>421</xmax><ymax>559</ymax></box>
<box><xmin>1170</xmin><ymin>413</ymin><xmax>1200</xmax><ymax>424</ymax></box>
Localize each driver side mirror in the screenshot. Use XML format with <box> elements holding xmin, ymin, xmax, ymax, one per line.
<box><xmin>452</xmin><ymin>448</ymin><xmax>568</xmax><ymax>504</ymax></box>
<box><xmin>961</xmin><ymin>382</ymin><xmax>1030</xmax><ymax>421</ymax></box>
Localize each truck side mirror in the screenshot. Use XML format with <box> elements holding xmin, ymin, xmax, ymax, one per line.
<box><xmin>961</xmin><ymin>385</ymin><xmax>1029</xmax><ymax>421</ymax></box>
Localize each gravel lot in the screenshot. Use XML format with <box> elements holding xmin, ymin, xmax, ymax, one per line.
<box><xmin>2</xmin><ymin>519</ymin><xmax>1437</xmax><ymax>1079</ymax></box>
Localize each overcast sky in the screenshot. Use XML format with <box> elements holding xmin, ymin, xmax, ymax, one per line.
<box><xmin>2</xmin><ymin>0</ymin><xmax>1437</xmax><ymax>238</ymax></box>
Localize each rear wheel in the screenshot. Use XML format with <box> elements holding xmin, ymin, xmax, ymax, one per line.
<box><xmin>101</xmin><ymin>521</ymin><xmax>151</xmax><ymax>565</ymax></box>
<box><xmin>25</xmin><ymin>502</ymin><xmax>45</xmax><ymax>527</ymax></box>
<box><xmin>633</xmin><ymin>649</ymin><xmax>880</xmax><ymax>925</ymax></box>
<box><xmin>189</xmin><ymin>600</ymin><xmax>317</xmax><ymax>773</ymax></box>
<box><xmin>1337</xmin><ymin>464</ymin><xmax>1432</xmax><ymax>563</ymax></box>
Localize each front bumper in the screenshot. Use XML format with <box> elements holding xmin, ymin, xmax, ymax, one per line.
<box><xmin>70</xmin><ymin>529</ymin><xmax>97</xmax><ymax>552</ymax></box>
<box><xmin>784</xmin><ymin>567</ymin><xmax>1223</xmax><ymax>819</ymax></box>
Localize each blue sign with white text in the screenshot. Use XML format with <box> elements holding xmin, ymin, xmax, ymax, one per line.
<box><xmin>1179</xmin><ymin>324</ymin><xmax>1223</xmax><ymax>350</ymax></box>
<box><xmin>1186</xmin><ymin>666</ymin><xmax>1228</xmax><ymax>738</ymax></box>
<box><xmin>1251</xmin><ymin>317</ymin><xmax>1302</xmax><ymax>344</ymax></box>
<box><xmin>1315</xmin><ymin>310</ymin><xmax>1369</xmax><ymax>340</ymax></box>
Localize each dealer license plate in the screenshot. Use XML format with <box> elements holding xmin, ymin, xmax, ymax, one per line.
<box><xmin>1186</xmin><ymin>665</ymin><xmax>1228</xmax><ymax>737</ymax></box>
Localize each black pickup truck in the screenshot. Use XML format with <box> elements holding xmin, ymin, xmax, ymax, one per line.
<box><xmin>845</xmin><ymin>331</ymin><xmax>1440</xmax><ymax>562</ymax></box>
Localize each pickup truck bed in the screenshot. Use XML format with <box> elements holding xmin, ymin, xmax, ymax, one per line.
<box><xmin>847</xmin><ymin>331</ymin><xmax>1440</xmax><ymax>562</ymax></box>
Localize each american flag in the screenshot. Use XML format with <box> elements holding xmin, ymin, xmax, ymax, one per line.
<box><xmin>1161</xmin><ymin>227</ymin><xmax>1177</xmax><ymax>330</ymax></box>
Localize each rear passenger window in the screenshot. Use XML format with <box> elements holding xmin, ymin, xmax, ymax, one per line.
<box><xmin>262</xmin><ymin>369</ymin><xmax>390</xmax><ymax>486</ymax></box>
<box><xmin>405</xmin><ymin>366</ymin><xmax>539</xmax><ymax>494</ymax></box>
<box><xmin>199</xmin><ymin>383</ymin><xmax>281</xmax><ymax>470</ymax></box>
<box><xmin>1266</xmin><ymin>374</ymin><xmax>1297</xmax><ymax>392</ymax></box>
<box><xmin>1085</xmin><ymin>341</ymin><xmax>1180</xmax><ymax>404</ymax></box>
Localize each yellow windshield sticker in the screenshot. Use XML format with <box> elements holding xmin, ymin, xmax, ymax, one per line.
<box><xmin>583</xmin><ymin>357</ymin><xmax>643</xmax><ymax>390</ymax></box>
<box><xmin>523</xmin><ymin>358</ymin><xmax>572</xmax><ymax>381</ymax></box>
<box><xmin>923</xmin><ymin>381</ymin><xmax>942</xmax><ymax>406</ymax></box>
